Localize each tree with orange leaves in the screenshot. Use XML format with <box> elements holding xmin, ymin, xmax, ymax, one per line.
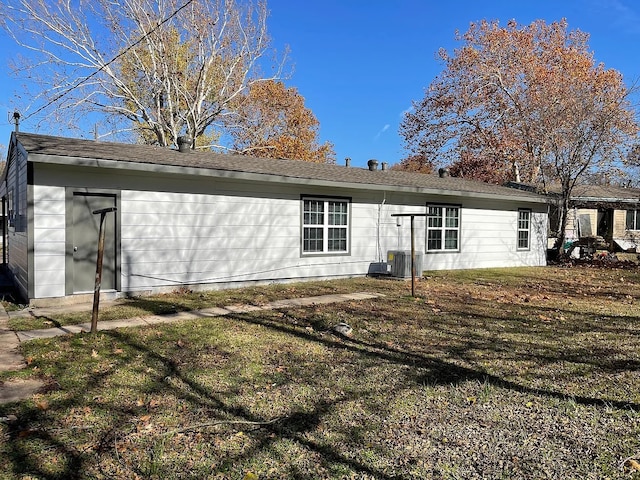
<box><xmin>391</xmin><ymin>153</ymin><xmax>435</xmax><ymax>174</ymax></box>
<box><xmin>400</xmin><ymin>19</ymin><xmax>638</xmax><ymax>250</ymax></box>
<box><xmin>227</xmin><ymin>80</ymin><xmax>335</xmax><ymax>163</ymax></box>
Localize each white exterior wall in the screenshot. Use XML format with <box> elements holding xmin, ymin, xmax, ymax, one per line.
<box><xmin>120</xmin><ymin>189</ymin><xmax>297</xmax><ymax>290</ymax></box>
<box><xmin>119</xmin><ymin>189</ymin><xmax>392</xmax><ymax>292</ymax></box>
<box><xmin>118</xmin><ymin>188</ymin><xmax>546</xmax><ymax>293</ymax></box>
<box><xmin>32</xmin><ymin>185</ymin><xmax>66</xmax><ymax>298</ymax></box>
<box><xmin>419</xmin><ymin>207</ymin><xmax>547</xmax><ymax>270</ymax></box>
<box><xmin>28</xmin><ymin>162</ymin><xmax>547</xmax><ymax>299</ymax></box>
<box><xmin>370</xmin><ymin>194</ymin><xmax>547</xmax><ymax>272</ymax></box>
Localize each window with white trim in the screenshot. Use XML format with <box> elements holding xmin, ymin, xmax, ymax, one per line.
<box><xmin>517</xmin><ymin>209</ymin><xmax>531</xmax><ymax>250</ymax></box>
<box><xmin>626</xmin><ymin>210</ymin><xmax>640</xmax><ymax>230</ymax></box>
<box><xmin>426</xmin><ymin>205</ymin><xmax>460</xmax><ymax>252</ymax></box>
<box><xmin>302</xmin><ymin>197</ymin><xmax>349</xmax><ymax>254</ymax></box>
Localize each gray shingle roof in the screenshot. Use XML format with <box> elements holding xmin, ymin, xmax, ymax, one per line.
<box><xmin>533</xmin><ymin>183</ymin><xmax>640</xmax><ymax>204</ymax></box>
<box><xmin>569</xmin><ymin>184</ymin><xmax>640</xmax><ymax>202</ymax></box>
<box><xmin>15</xmin><ymin>132</ymin><xmax>547</xmax><ymax>203</ymax></box>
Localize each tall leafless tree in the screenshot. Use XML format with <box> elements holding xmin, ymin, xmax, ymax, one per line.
<box><xmin>1</xmin><ymin>0</ymin><xmax>288</xmax><ymax>148</ymax></box>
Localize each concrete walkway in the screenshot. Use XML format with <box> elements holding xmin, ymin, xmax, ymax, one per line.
<box><xmin>0</xmin><ymin>292</ymin><xmax>381</xmax><ymax>405</ymax></box>
<box><xmin>0</xmin><ymin>302</ymin><xmax>40</xmax><ymax>405</ymax></box>
<box><xmin>0</xmin><ymin>305</ymin><xmax>25</xmax><ymax>371</ymax></box>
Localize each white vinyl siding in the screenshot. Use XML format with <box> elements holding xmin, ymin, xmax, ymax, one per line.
<box><xmin>32</xmin><ymin>185</ymin><xmax>67</xmax><ymax>298</ymax></box>
<box><xmin>420</xmin><ymin>205</ymin><xmax>547</xmax><ymax>270</ymax></box>
<box><xmin>26</xmin><ymin>162</ymin><xmax>548</xmax><ymax>301</ymax></box>
<box><xmin>120</xmin><ymin>189</ymin><xmax>300</xmax><ymax>291</ymax></box>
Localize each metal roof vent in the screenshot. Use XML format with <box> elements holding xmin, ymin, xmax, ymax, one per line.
<box><xmin>381</xmin><ymin>162</ymin><xmax>388</xmax><ymax>171</ymax></box>
<box><xmin>367</xmin><ymin>159</ymin><xmax>378</xmax><ymax>171</ymax></box>
<box><xmin>438</xmin><ymin>167</ymin><xmax>450</xmax><ymax>178</ymax></box>
<box><xmin>177</xmin><ymin>136</ymin><xmax>192</xmax><ymax>153</ymax></box>
<box><xmin>345</xmin><ymin>157</ymin><xmax>351</xmax><ymax>167</ymax></box>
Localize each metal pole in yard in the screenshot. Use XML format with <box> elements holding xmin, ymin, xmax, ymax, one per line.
<box><xmin>91</xmin><ymin>207</ymin><xmax>117</xmax><ymax>334</ymax></box>
<box><xmin>392</xmin><ymin>213</ymin><xmax>432</xmax><ymax>298</ymax></box>
<box><xmin>410</xmin><ymin>216</ymin><xmax>416</xmax><ymax>297</ymax></box>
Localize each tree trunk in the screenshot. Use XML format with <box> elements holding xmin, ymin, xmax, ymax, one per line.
<box><xmin>553</xmin><ymin>192</ymin><xmax>571</xmax><ymax>254</ymax></box>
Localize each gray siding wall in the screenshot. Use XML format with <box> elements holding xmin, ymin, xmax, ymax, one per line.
<box><xmin>5</xmin><ymin>143</ymin><xmax>29</xmax><ymax>298</ymax></box>
<box><xmin>119</xmin><ymin>186</ymin><xmax>390</xmax><ymax>292</ymax></box>
<box><xmin>120</xmin><ymin>189</ymin><xmax>301</xmax><ymax>290</ymax></box>
<box><xmin>119</xmin><ymin>188</ymin><xmax>546</xmax><ymax>292</ymax></box>
<box><xmin>373</xmin><ymin>193</ymin><xmax>547</xmax><ymax>271</ymax></box>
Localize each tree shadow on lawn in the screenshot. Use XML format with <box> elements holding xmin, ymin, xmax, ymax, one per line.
<box><xmin>104</xmin><ymin>330</ymin><xmax>404</xmax><ymax>480</ymax></box>
<box><xmin>443</xmin><ymin>266</ymin><xmax>640</xmax><ymax>303</ymax></box>
<box><xmin>4</xmin><ymin>299</ymin><xmax>640</xmax><ymax>479</ymax></box>
<box><xmin>364</xmin><ymin>294</ymin><xmax>640</xmax><ymax>381</ymax></box>
<box><xmin>229</xmin><ymin>308</ymin><xmax>640</xmax><ymax>413</ymax></box>
<box><xmin>412</xmin><ymin>308</ymin><xmax>640</xmax><ymax>377</ymax></box>
<box><xmin>3</xmin><ymin>355</ymin><xmax>144</xmax><ymax>480</ymax></box>
<box><xmin>3</xmin><ymin>327</ymin><xmax>404</xmax><ymax>480</ymax></box>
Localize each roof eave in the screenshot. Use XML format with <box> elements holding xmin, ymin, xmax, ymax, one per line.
<box><xmin>572</xmin><ymin>196</ymin><xmax>640</xmax><ymax>204</ymax></box>
<box><xmin>28</xmin><ymin>153</ymin><xmax>548</xmax><ymax>204</ymax></box>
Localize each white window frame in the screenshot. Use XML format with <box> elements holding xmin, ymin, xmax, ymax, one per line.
<box><xmin>426</xmin><ymin>204</ymin><xmax>460</xmax><ymax>252</ymax></box>
<box><xmin>301</xmin><ymin>197</ymin><xmax>350</xmax><ymax>255</ymax></box>
<box><xmin>517</xmin><ymin>209</ymin><xmax>531</xmax><ymax>251</ymax></box>
<box><xmin>626</xmin><ymin>209</ymin><xmax>640</xmax><ymax>231</ymax></box>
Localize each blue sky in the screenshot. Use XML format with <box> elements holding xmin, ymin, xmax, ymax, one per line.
<box><xmin>1</xmin><ymin>0</ymin><xmax>639</xmax><ymax>166</ymax></box>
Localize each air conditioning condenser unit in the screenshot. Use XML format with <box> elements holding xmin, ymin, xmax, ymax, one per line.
<box><xmin>387</xmin><ymin>250</ymin><xmax>423</xmax><ymax>279</ymax></box>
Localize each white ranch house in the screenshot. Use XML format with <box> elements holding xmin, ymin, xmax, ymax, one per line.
<box><xmin>1</xmin><ymin>132</ymin><xmax>548</xmax><ymax>304</ymax></box>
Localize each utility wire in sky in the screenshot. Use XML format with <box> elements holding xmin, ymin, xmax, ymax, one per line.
<box><xmin>23</xmin><ymin>0</ymin><xmax>196</xmax><ymax>121</ymax></box>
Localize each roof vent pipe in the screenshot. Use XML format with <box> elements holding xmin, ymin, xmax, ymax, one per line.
<box><xmin>345</xmin><ymin>157</ymin><xmax>351</xmax><ymax>167</ymax></box>
<box><xmin>177</xmin><ymin>136</ymin><xmax>192</xmax><ymax>153</ymax></box>
<box><xmin>12</xmin><ymin>111</ymin><xmax>20</xmax><ymax>133</ymax></box>
<box><xmin>438</xmin><ymin>167</ymin><xmax>450</xmax><ymax>178</ymax></box>
<box><xmin>367</xmin><ymin>159</ymin><xmax>378</xmax><ymax>171</ymax></box>
<box><xmin>381</xmin><ymin>162</ymin><xmax>388</xmax><ymax>171</ymax></box>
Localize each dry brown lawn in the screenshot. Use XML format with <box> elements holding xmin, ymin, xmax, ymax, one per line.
<box><xmin>1</xmin><ymin>266</ymin><xmax>640</xmax><ymax>479</ymax></box>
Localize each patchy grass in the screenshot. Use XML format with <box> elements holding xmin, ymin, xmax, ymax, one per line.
<box><xmin>2</xmin><ymin>266</ymin><xmax>640</xmax><ymax>479</ymax></box>
<box><xmin>6</xmin><ymin>279</ymin><xmax>382</xmax><ymax>332</ymax></box>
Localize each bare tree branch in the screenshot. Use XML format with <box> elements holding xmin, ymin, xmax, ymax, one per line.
<box><xmin>1</xmin><ymin>0</ymin><xmax>289</xmax><ymax>147</ymax></box>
